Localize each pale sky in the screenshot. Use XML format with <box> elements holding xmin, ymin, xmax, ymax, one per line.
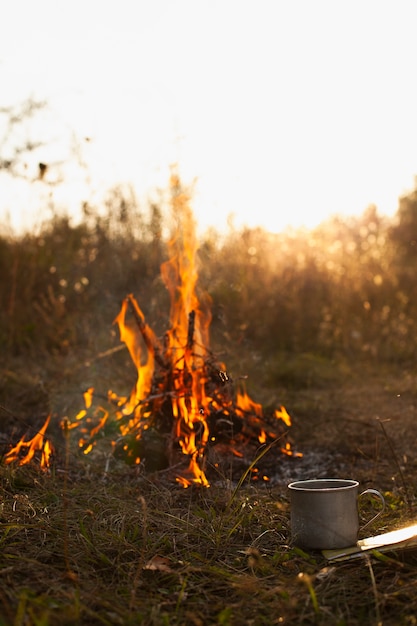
<box><xmin>1</xmin><ymin>0</ymin><xmax>417</xmax><ymax>234</ymax></box>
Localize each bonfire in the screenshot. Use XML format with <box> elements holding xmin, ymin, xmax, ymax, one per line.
<box><xmin>4</xmin><ymin>174</ymin><xmax>300</xmax><ymax>485</ymax></box>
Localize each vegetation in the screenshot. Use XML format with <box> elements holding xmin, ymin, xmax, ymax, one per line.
<box><xmin>2</xmin><ymin>173</ymin><xmax>417</xmax><ymax>624</ymax></box>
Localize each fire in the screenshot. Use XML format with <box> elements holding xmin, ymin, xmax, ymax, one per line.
<box><xmin>69</xmin><ymin>173</ymin><xmax>300</xmax><ymax>486</ymax></box>
<box><xmin>4</xmin><ymin>414</ymin><xmax>54</xmax><ymax>470</ymax></box>
<box><xmin>2</xmin><ymin>174</ymin><xmax>298</xmax><ymax>481</ymax></box>
<box><xmin>235</xmin><ymin>387</ymin><xmax>297</xmax><ymax>454</ymax></box>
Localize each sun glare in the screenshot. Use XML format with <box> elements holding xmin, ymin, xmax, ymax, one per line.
<box><xmin>1</xmin><ymin>2</ymin><xmax>417</xmax><ymax>234</ymax></box>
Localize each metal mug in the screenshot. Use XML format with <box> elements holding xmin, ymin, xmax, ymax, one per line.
<box><xmin>288</xmin><ymin>478</ymin><xmax>385</xmax><ymax>550</ymax></box>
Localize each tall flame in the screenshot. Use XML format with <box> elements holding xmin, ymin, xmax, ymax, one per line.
<box><xmin>160</xmin><ymin>177</ymin><xmax>213</xmax><ymax>484</ymax></box>
<box><xmin>110</xmin><ymin>175</ymin><xmax>214</xmax><ymax>485</ymax></box>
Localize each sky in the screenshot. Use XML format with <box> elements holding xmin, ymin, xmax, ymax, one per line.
<box><xmin>1</xmin><ymin>0</ymin><xmax>417</xmax><ymax>234</ymax></box>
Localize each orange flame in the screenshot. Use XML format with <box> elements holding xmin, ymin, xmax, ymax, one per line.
<box><xmin>4</xmin><ymin>414</ymin><xmax>54</xmax><ymax>470</ymax></box>
<box><xmin>110</xmin><ymin>176</ymin><xmax>214</xmax><ymax>485</ymax></box>
<box><xmin>114</xmin><ymin>297</ymin><xmax>157</xmax><ymax>407</ymax></box>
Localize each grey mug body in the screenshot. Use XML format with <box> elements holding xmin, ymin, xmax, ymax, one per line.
<box><xmin>288</xmin><ymin>479</ymin><xmax>371</xmax><ymax>550</ymax></box>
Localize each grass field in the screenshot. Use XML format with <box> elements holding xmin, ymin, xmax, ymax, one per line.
<box><xmin>2</xmin><ymin>178</ymin><xmax>417</xmax><ymax>624</ymax></box>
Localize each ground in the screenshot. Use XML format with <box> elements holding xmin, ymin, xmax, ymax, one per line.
<box><xmin>1</xmin><ymin>352</ymin><xmax>417</xmax><ymax>625</ymax></box>
<box><xmin>2</xmin><ymin>351</ymin><xmax>416</xmax><ymax>513</ymax></box>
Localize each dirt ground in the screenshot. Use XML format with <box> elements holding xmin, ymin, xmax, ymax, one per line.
<box><xmin>285</xmin><ymin>362</ymin><xmax>417</xmax><ymax>496</ymax></box>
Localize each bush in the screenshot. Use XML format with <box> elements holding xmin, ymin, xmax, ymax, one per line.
<box><xmin>2</xmin><ymin>179</ymin><xmax>417</xmax><ymax>368</ymax></box>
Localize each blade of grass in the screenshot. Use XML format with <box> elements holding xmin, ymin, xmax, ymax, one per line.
<box><xmin>227</xmin><ymin>436</ymin><xmax>284</xmax><ymax>508</ymax></box>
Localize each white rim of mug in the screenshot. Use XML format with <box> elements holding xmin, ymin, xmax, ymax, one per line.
<box><xmin>288</xmin><ymin>479</ymin><xmax>359</xmax><ymax>491</ymax></box>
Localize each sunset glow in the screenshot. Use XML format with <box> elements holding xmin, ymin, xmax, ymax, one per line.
<box><xmin>1</xmin><ymin>0</ymin><xmax>417</xmax><ymax>234</ymax></box>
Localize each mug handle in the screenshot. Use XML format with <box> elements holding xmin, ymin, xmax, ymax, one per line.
<box><xmin>359</xmin><ymin>488</ymin><xmax>385</xmax><ymax>530</ymax></box>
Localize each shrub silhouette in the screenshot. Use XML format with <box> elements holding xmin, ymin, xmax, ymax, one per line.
<box><xmin>2</xmin><ymin>177</ymin><xmax>417</xmax><ymax>368</ymax></box>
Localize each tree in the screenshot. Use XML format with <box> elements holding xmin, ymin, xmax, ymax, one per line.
<box><xmin>0</xmin><ymin>97</ymin><xmax>47</xmax><ymax>179</ymax></box>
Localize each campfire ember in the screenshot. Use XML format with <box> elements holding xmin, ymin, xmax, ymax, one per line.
<box><xmin>70</xmin><ymin>175</ymin><xmax>300</xmax><ymax>486</ymax></box>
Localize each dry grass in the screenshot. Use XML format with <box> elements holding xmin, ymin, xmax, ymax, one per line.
<box><xmin>2</xmin><ymin>356</ymin><xmax>417</xmax><ymax>626</ymax></box>
<box><xmin>1</xmin><ymin>442</ymin><xmax>417</xmax><ymax>626</ymax></box>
